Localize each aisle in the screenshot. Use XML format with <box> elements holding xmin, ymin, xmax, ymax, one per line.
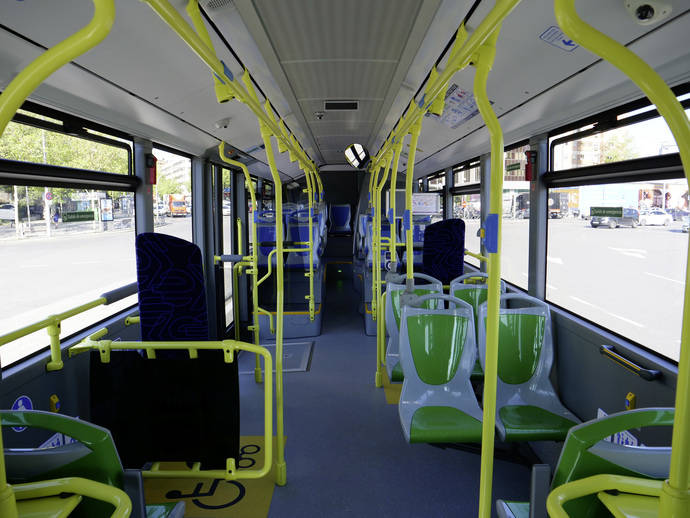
<box><xmin>240</xmin><ymin>262</ymin><xmax>530</xmax><ymax>517</ymax></box>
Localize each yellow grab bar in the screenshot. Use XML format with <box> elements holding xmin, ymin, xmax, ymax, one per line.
<box><xmin>71</xmin><ymin>332</ymin><xmax>273</xmax><ymax>481</ymax></box>
<box><xmin>474</xmin><ymin>28</ymin><xmax>504</xmax><ymax>518</ymax></box>
<box><xmin>13</xmin><ymin>477</ymin><xmax>132</xmax><ymax>518</ymax></box>
<box><xmin>546</xmin><ymin>474</ymin><xmax>662</xmax><ymax>518</ymax></box>
<box><xmin>554</xmin><ymin>2</ymin><xmax>690</xmax><ymax>515</ymax></box>
<box><xmin>0</xmin><ymin>0</ymin><xmax>115</xmax><ymax>137</ymax></box>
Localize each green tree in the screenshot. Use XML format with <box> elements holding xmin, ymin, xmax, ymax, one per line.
<box><xmin>157</xmin><ymin>175</ymin><xmax>183</xmax><ymax>196</ymax></box>
<box><xmin>601</xmin><ymin>134</ymin><xmax>635</xmax><ymax>163</ymax></box>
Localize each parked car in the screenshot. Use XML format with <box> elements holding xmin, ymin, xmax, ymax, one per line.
<box><xmin>668</xmin><ymin>208</ymin><xmax>689</xmax><ymax>221</ymax></box>
<box><xmin>590</xmin><ymin>207</ymin><xmax>639</xmax><ymax>229</ymax></box>
<box><xmin>0</xmin><ymin>203</ymin><xmax>16</xmax><ymax>221</ymax></box>
<box><xmin>639</xmin><ymin>209</ymin><xmax>672</xmax><ymax>226</ymax></box>
<box><xmin>154</xmin><ymin>202</ymin><xmax>166</xmax><ymax>216</ymax></box>
<box><xmin>682</xmin><ymin>216</ymin><xmax>689</xmax><ymax>233</ymax></box>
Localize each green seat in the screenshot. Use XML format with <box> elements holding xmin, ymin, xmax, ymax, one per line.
<box><xmin>398</xmin><ymin>293</ymin><xmax>483</xmax><ymax>443</ymax></box>
<box><xmin>1</xmin><ymin>410</ymin><xmax>184</xmax><ymax>518</ymax></box>
<box><xmin>496</xmin><ymin>407</ymin><xmax>674</xmax><ymax>518</ymax></box>
<box><xmin>384</xmin><ymin>272</ymin><xmax>443</xmax><ymax>382</ymax></box>
<box><xmin>477</xmin><ymin>293</ymin><xmax>579</xmax><ymax>441</ymax></box>
<box><xmin>450</xmin><ymin>272</ymin><xmax>506</xmax><ymax>380</ymax></box>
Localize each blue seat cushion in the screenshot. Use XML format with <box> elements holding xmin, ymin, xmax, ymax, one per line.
<box><xmin>422</xmin><ymin>219</ymin><xmax>465</xmax><ymax>284</ymax></box>
<box><xmin>135</xmin><ymin>233</ymin><xmax>208</xmax><ymax>342</ymax></box>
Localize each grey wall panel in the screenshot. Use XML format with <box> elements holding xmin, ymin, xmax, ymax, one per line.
<box><xmin>552</xmin><ymin>308</ymin><xmax>676</xmax><ymax>445</ymax></box>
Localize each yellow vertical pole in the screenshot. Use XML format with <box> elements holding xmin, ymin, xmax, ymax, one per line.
<box><xmin>259</xmin><ymin>124</ymin><xmax>287</xmax><ymax>486</ymax></box>
<box><xmin>369</xmin><ymin>162</ymin><xmax>383</xmax><ymax>318</ymax></box>
<box><xmin>302</xmin><ymin>163</ymin><xmax>315</xmax><ymax>320</ymax></box>
<box><xmin>0</xmin><ymin>418</ymin><xmax>18</xmax><ymax>518</ymax></box>
<box><xmin>473</xmin><ymin>29</ymin><xmax>503</xmax><ymax>518</ymax></box>
<box><xmin>219</xmin><ymin>146</ymin><xmax>262</xmax><ymax>383</ymax></box>
<box><xmin>374</xmin><ymin>152</ymin><xmax>393</xmax><ymax>382</ymax></box>
<box><xmin>388</xmin><ymin>139</ymin><xmax>405</xmax><ymax>268</ymax></box>
<box><xmin>554</xmin><ymin>2</ymin><xmax>690</xmax><ymax>514</ymax></box>
<box><xmin>405</xmin><ymin>119</ymin><xmax>423</xmax><ymax>282</ymax></box>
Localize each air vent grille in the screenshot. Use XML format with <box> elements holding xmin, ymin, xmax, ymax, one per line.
<box><xmin>324</xmin><ymin>101</ymin><xmax>359</xmax><ymax>111</ymax></box>
<box><xmin>202</xmin><ymin>0</ymin><xmax>233</xmax><ymax>10</ymax></box>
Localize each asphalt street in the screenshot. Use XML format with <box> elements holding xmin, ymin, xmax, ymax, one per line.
<box><xmin>2</xmin><ymin>215</ymin><xmax>685</xmax><ymax>365</ymax></box>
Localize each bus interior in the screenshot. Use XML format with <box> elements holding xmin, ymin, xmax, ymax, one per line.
<box><xmin>0</xmin><ymin>1</ymin><xmax>689</xmax><ymax>517</ymax></box>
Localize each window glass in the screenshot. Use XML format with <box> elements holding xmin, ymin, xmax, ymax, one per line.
<box><xmin>453</xmin><ymin>194</ymin><xmax>481</xmax><ymax>267</ymax></box>
<box><xmin>502</xmin><ymin>144</ymin><xmax>530</xmax><ymax>289</ymax></box>
<box><xmin>546</xmin><ymin>179</ymin><xmax>687</xmax><ymax>361</ymax></box>
<box><xmin>221</xmin><ymin>169</ymin><xmax>233</xmax><ymax>326</ymax></box>
<box><xmin>0</xmin><ymin>185</ymin><xmax>137</xmax><ymax>367</ymax></box>
<box><xmin>153</xmin><ymin>148</ymin><xmax>192</xmax><ymax>242</ymax></box>
<box><xmin>0</xmin><ymin>120</ymin><xmax>130</xmax><ymax>174</ymax></box>
<box><xmin>552</xmin><ymin>109</ymin><xmax>690</xmax><ymax>170</ymax></box>
<box><xmin>428</xmin><ymin>174</ymin><xmax>445</xmax><ymax>191</ymax></box>
<box><xmin>454</xmin><ymin>161</ymin><xmax>480</xmax><ymax>186</ymax></box>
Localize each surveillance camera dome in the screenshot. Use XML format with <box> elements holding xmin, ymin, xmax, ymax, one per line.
<box><xmin>624</xmin><ymin>1</ymin><xmax>672</xmax><ymax>25</ymax></box>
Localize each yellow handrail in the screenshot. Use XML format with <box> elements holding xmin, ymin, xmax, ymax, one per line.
<box><xmin>473</xmin><ymin>28</ymin><xmax>504</xmax><ymax>518</ymax></box>
<box><xmin>0</xmin><ymin>296</ymin><xmax>106</xmax><ymax>371</ymax></box>
<box><xmin>0</xmin><ymin>403</ymin><xmax>17</xmax><ymax>518</ymax></box>
<box><xmin>70</xmin><ymin>330</ymin><xmax>273</xmax><ymax>481</ymax></box>
<box><xmin>13</xmin><ymin>477</ymin><xmax>132</xmax><ymax>518</ymax></box>
<box><xmin>554</xmin><ymin>2</ymin><xmax>690</xmax><ymax>515</ymax></box>
<box><xmin>404</xmin><ymin>120</ymin><xmax>423</xmax><ymax>282</ymax></box>
<box><xmin>464</xmin><ymin>250</ymin><xmax>488</xmax><ymax>263</ymax></box>
<box><xmin>143</xmin><ymin>0</ymin><xmax>315</xmax><ymax>174</ymax></box>
<box><xmin>546</xmin><ymin>474</ymin><xmax>662</xmax><ymax>518</ymax></box>
<box><xmin>0</xmin><ymin>0</ymin><xmax>115</xmax><ymax>137</ymax></box>
<box><xmin>370</xmin><ymin>0</ymin><xmax>521</xmax><ymax>165</ymax></box>
<box><xmin>219</xmin><ymin>144</ymin><xmax>263</xmax><ymax>383</ymax></box>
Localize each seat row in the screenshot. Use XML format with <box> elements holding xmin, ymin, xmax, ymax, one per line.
<box><xmin>385</xmin><ymin>272</ymin><xmax>580</xmax><ymax>444</ymax></box>
<box><xmin>254</xmin><ymin>203</ymin><xmax>327</xmax><ymax>269</ymax></box>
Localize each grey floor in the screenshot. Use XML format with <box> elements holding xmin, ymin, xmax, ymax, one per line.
<box><xmin>239</xmin><ymin>263</ymin><xmax>531</xmax><ymax>517</ymax></box>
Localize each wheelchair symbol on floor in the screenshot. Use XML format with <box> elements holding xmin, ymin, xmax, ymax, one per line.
<box><xmin>165</xmin><ymin>444</ymin><xmax>261</xmax><ymax>510</ymax></box>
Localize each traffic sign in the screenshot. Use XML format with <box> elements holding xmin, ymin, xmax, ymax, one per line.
<box><xmin>45</xmin><ymin>192</ymin><xmax>53</xmax><ymax>201</ymax></box>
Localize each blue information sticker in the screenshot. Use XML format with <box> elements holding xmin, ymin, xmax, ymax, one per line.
<box><xmin>11</xmin><ymin>395</ymin><xmax>33</xmax><ymax>432</ymax></box>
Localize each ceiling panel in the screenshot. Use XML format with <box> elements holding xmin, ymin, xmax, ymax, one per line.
<box><xmin>251</xmin><ymin>0</ymin><xmax>421</xmax><ymax>62</ymax></box>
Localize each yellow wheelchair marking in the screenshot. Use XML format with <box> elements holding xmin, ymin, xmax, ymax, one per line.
<box><xmin>143</xmin><ymin>436</ymin><xmax>283</xmax><ymax>518</ymax></box>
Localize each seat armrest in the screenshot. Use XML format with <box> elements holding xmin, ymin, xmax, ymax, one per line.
<box><xmin>530</xmin><ymin>463</ymin><xmax>551</xmax><ymax>518</ymax></box>
<box><xmin>123</xmin><ymin>469</ymin><xmax>146</xmax><ymax>518</ymax></box>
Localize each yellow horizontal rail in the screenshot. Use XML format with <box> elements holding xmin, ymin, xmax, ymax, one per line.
<box><xmin>465</xmin><ymin>249</ymin><xmax>488</xmax><ymax>263</ymax></box>
<box><xmin>546</xmin><ymin>474</ymin><xmax>662</xmax><ymax>518</ymax></box>
<box><xmin>13</xmin><ymin>476</ymin><xmax>132</xmax><ymax>518</ymax></box>
<box><xmin>0</xmin><ymin>297</ymin><xmax>106</xmax><ymax>371</ymax></box>
<box><xmin>70</xmin><ymin>331</ymin><xmax>273</xmax><ymax>481</ymax></box>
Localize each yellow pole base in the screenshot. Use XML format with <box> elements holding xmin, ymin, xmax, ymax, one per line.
<box><xmin>659</xmin><ymin>480</ymin><xmax>690</xmax><ymax>518</ymax></box>
<box><xmin>254</xmin><ymin>367</ymin><xmax>263</xmax><ymax>384</ymax></box>
<box><xmin>275</xmin><ymin>461</ymin><xmax>287</xmax><ymax>486</ymax></box>
<box><xmin>375</xmin><ymin>370</ymin><xmax>383</xmax><ymax>388</ymax></box>
<box><xmin>0</xmin><ymin>485</ymin><xmax>18</xmax><ymax>518</ymax></box>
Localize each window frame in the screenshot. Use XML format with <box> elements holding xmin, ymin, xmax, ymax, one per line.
<box><xmin>542</xmin><ymin>88</ymin><xmax>690</xmax><ymax>364</ymax></box>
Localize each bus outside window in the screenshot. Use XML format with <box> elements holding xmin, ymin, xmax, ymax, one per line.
<box><xmin>0</xmin><ymin>185</ymin><xmax>137</xmax><ymax>367</ymax></box>
<box><xmin>501</xmin><ymin>143</ymin><xmax>530</xmax><ymax>289</ymax></box>
<box><xmin>153</xmin><ymin>148</ymin><xmax>193</xmax><ymax>242</ymax></box>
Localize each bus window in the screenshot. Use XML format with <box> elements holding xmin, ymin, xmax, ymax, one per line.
<box><xmin>502</xmin><ymin>143</ymin><xmax>530</xmax><ymax>289</ymax></box>
<box><xmin>551</xmin><ymin>107</ymin><xmax>690</xmax><ymax>171</ymax></box>
<box><xmin>0</xmin><ymin>184</ymin><xmax>137</xmax><ymax>367</ymax></box>
<box><xmin>546</xmin><ymin>180</ymin><xmax>687</xmax><ymax>362</ymax></box>
<box><xmin>153</xmin><ymin>148</ymin><xmax>192</xmax><ymax>242</ymax></box>
<box><xmin>221</xmin><ymin>168</ymin><xmax>233</xmax><ymax>326</ymax></box>
<box><xmin>453</xmin><ymin>194</ymin><xmax>481</xmax><ymax>267</ymax></box>
<box><xmin>0</xmin><ymin>117</ymin><xmax>130</xmax><ymax>175</ymax></box>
